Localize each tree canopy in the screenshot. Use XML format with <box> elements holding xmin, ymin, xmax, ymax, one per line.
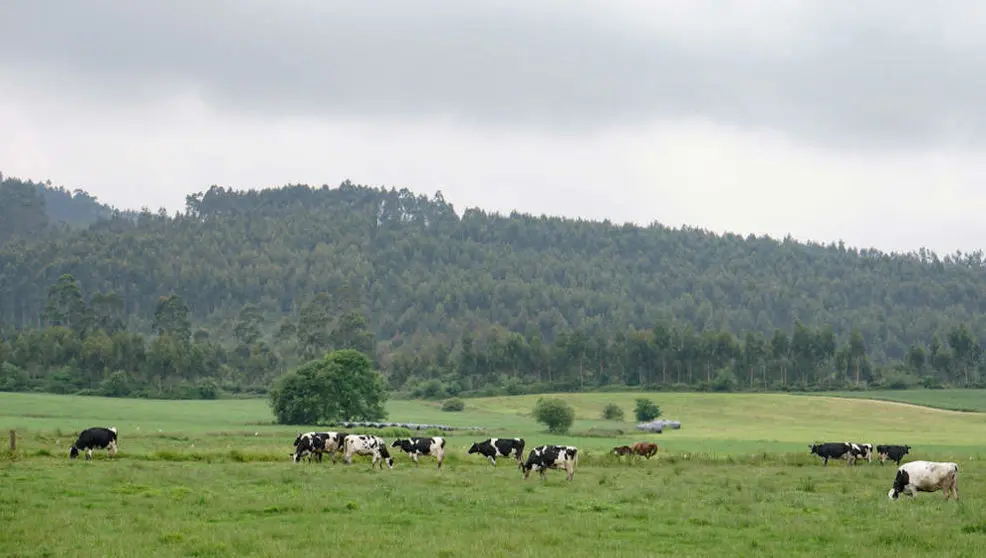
<box><xmin>2</xmin><ymin>173</ymin><xmax>986</xmax><ymax>398</ymax></box>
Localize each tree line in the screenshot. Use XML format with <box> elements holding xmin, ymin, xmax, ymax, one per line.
<box><xmin>2</xmin><ymin>173</ymin><xmax>986</xmax><ymax>398</ymax></box>
<box><xmin>1</xmin><ymin>272</ymin><xmax>982</xmax><ymax>398</ymax></box>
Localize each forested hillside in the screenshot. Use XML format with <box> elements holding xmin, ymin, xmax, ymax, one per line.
<box><xmin>1</xmin><ymin>175</ymin><xmax>985</xmax><ymax>398</ymax></box>
<box><xmin>0</xmin><ymin>174</ymin><xmax>132</xmax><ymax>243</ymax></box>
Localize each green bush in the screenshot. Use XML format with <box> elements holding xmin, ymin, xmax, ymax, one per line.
<box><xmin>441</xmin><ymin>398</ymin><xmax>465</xmax><ymax>412</ymax></box>
<box><xmin>634</xmin><ymin>398</ymin><xmax>662</xmax><ymax>422</ymax></box>
<box><xmin>533</xmin><ymin>397</ymin><xmax>575</xmax><ymax>434</ymax></box>
<box><xmin>601</xmin><ymin>403</ymin><xmax>624</xmax><ymax>420</ymax></box>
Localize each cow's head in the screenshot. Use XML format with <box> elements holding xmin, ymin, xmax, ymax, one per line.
<box><xmin>521</xmin><ymin>449</ymin><xmax>542</xmax><ymax>479</ymax></box>
<box><xmin>380</xmin><ymin>446</ymin><xmax>395</xmax><ymax>468</ymax></box>
<box><xmin>292</xmin><ymin>434</ymin><xmax>314</xmax><ymax>462</ymax></box>
<box><xmin>69</xmin><ymin>446</ymin><xmax>80</xmax><ymax>459</ymax></box>
<box><xmin>888</xmin><ymin>469</ymin><xmax>910</xmax><ymax>500</ymax></box>
<box><xmin>612</xmin><ymin>445</ymin><xmax>632</xmax><ymax>456</ymax></box>
<box><xmin>467</xmin><ymin>442</ymin><xmax>481</xmax><ymax>455</ymax></box>
<box><xmin>390</xmin><ymin>439</ymin><xmax>408</xmax><ymax>451</ymax></box>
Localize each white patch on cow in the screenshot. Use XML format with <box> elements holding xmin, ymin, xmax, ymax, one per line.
<box><xmin>109</xmin><ymin>426</ymin><xmax>117</xmax><ymax>435</ymax></box>
<box><xmin>107</xmin><ymin>440</ymin><xmax>118</xmax><ymax>456</ymax></box>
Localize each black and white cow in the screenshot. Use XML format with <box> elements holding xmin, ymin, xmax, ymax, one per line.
<box><xmin>467</xmin><ymin>438</ymin><xmax>526</xmax><ymax>467</ymax></box>
<box><xmin>809</xmin><ymin>442</ymin><xmax>857</xmax><ymax>466</ymax></box>
<box><xmin>312</xmin><ymin>431</ymin><xmax>348</xmax><ymax>463</ymax></box>
<box><xmin>521</xmin><ymin>445</ymin><xmax>578</xmax><ymax>481</ymax></box>
<box><xmin>69</xmin><ymin>426</ymin><xmax>118</xmax><ymax>460</ymax></box>
<box><xmin>291</xmin><ymin>431</ymin><xmax>349</xmax><ymax>463</ymax></box>
<box><xmin>850</xmin><ymin>442</ymin><xmax>873</xmax><ymax>463</ymax></box>
<box><xmin>391</xmin><ymin>437</ymin><xmax>446</xmax><ymax>469</ymax></box>
<box><xmin>343</xmin><ymin>434</ymin><xmax>394</xmax><ymax>469</ymax></box>
<box><xmin>888</xmin><ymin>460</ymin><xmax>958</xmax><ymax>501</ymax></box>
<box><xmin>291</xmin><ymin>432</ymin><xmax>319</xmax><ymax>463</ymax></box>
<box><xmin>876</xmin><ymin>444</ymin><xmax>911</xmax><ymax>466</ymax></box>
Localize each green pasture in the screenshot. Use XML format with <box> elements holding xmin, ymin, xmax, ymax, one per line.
<box><xmin>2</xmin><ymin>391</ymin><xmax>985</xmax><ymax>557</ymax></box>
<box><xmin>816</xmin><ymin>388</ymin><xmax>986</xmax><ymax>413</ymax></box>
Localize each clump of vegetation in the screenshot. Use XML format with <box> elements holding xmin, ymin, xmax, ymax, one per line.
<box><xmin>634</xmin><ymin>398</ymin><xmax>661</xmax><ymax>422</ymax></box>
<box><xmin>268</xmin><ymin>349</ymin><xmax>387</xmax><ymax>425</ymax></box>
<box><xmin>441</xmin><ymin>398</ymin><xmax>465</xmax><ymax>412</ymax></box>
<box><xmin>601</xmin><ymin>403</ymin><xmax>624</xmax><ymax>421</ymax></box>
<box><xmin>532</xmin><ymin>397</ymin><xmax>575</xmax><ymax>434</ymax></box>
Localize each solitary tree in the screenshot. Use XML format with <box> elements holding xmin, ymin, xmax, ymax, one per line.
<box><xmin>533</xmin><ymin>397</ymin><xmax>575</xmax><ymax>434</ymax></box>
<box><xmin>268</xmin><ymin>349</ymin><xmax>388</xmax><ymax>425</ymax></box>
<box><xmin>634</xmin><ymin>398</ymin><xmax>661</xmax><ymax>422</ymax></box>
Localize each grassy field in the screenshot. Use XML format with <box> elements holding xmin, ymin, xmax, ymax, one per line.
<box><xmin>2</xmin><ymin>391</ymin><xmax>985</xmax><ymax>557</ymax></box>
<box><xmin>816</xmin><ymin>389</ymin><xmax>986</xmax><ymax>413</ymax></box>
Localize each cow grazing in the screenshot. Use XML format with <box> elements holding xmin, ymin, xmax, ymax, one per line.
<box><xmin>876</xmin><ymin>444</ymin><xmax>911</xmax><ymax>466</ymax></box>
<box><xmin>632</xmin><ymin>442</ymin><xmax>659</xmax><ymax>459</ymax></box>
<box><xmin>612</xmin><ymin>445</ymin><xmax>634</xmax><ymax>457</ymax></box>
<box><xmin>292</xmin><ymin>431</ymin><xmax>349</xmax><ymax>463</ymax></box>
<box><xmin>467</xmin><ymin>438</ymin><xmax>526</xmax><ymax>467</ymax></box>
<box><xmin>291</xmin><ymin>432</ymin><xmax>319</xmax><ymax>463</ymax></box>
<box><xmin>851</xmin><ymin>443</ymin><xmax>873</xmax><ymax>463</ymax></box>
<box><xmin>522</xmin><ymin>445</ymin><xmax>578</xmax><ymax>481</ymax></box>
<box><xmin>343</xmin><ymin>434</ymin><xmax>394</xmax><ymax>469</ymax></box>
<box><xmin>809</xmin><ymin>442</ymin><xmax>857</xmax><ymax>466</ymax></box>
<box><xmin>391</xmin><ymin>437</ymin><xmax>446</xmax><ymax>469</ymax></box>
<box><xmin>69</xmin><ymin>427</ymin><xmax>118</xmax><ymax>460</ymax></box>
<box><xmin>888</xmin><ymin>460</ymin><xmax>958</xmax><ymax>501</ymax></box>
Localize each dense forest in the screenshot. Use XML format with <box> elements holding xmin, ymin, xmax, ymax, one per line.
<box><xmin>1</xmin><ymin>172</ymin><xmax>985</xmax><ymax>399</ymax></box>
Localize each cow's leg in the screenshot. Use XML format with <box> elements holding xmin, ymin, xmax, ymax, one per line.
<box><xmin>412</xmin><ymin>453</ymin><xmax>419</xmax><ymax>467</ymax></box>
<box><xmin>566</xmin><ymin>463</ymin><xmax>574</xmax><ymax>481</ymax></box>
<box><xmin>437</xmin><ymin>452</ymin><xmax>444</xmax><ymax>470</ymax></box>
<box><xmin>108</xmin><ymin>441</ymin><xmax>118</xmax><ymax>457</ymax></box>
<box><xmin>86</xmin><ymin>448</ymin><xmax>93</xmax><ymax>460</ymax></box>
<box><xmin>488</xmin><ymin>456</ymin><xmax>496</xmax><ymax>466</ymax></box>
<box><xmin>823</xmin><ymin>457</ymin><xmax>828</xmax><ymax>466</ymax></box>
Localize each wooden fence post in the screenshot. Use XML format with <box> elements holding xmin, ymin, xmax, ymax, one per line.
<box><xmin>9</xmin><ymin>429</ymin><xmax>14</xmax><ymax>451</ymax></box>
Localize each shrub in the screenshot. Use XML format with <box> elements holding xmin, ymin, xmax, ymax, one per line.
<box><xmin>634</xmin><ymin>398</ymin><xmax>662</xmax><ymax>422</ymax></box>
<box><xmin>601</xmin><ymin>403</ymin><xmax>624</xmax><ymax>421</ymax></box>
<box><xmin>532</xmin><ymin>397</ymin><xmax>575</xmax><ymax>434</ymax></box>
<box><xmin>441</xmin><ymin>398</ymin><xmax>465</xmax><ymax>412</ymax></box>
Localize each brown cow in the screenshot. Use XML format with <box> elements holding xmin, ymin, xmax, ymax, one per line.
<box><xmin>632</xmin><ymin>442</ymin><xmax>659</xmax><ymax>459</ymax></box>
<box><xmin>612</xmin><ymin>445</ymin><xmax>633</xmax><ymax>457</ymax></box>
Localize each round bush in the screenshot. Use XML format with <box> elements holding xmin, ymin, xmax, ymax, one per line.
<box><xmin>441</xmin><ymin>398</ymin><xmax>465</xmax><ymax>412</ymax></box>
<box><xmin>634</xmin><ymin>398</ymin><xmax>662</xmax><ymax>422</ymax></box>
<box><xmin>533</xmin><ymin>397</ymin><xmax>575</xmax><ymax>434</ymax></box>
<box><xmin>601</xmin><ymin>403</ymin><xmax>625</xmax><ymax>421</ymax></box>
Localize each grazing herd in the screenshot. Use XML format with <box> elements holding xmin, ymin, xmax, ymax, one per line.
<box><xmin>62</xmin><ymin>425</ymin><xmax>961</xmax><ymax>500</ymax></box>
<box><xmin>808</xmin><ymin>441</ymin><xmax>912</xmax><ymax>467</ymax></box>
<box><xmin>808</xmin><ymin>440</ymin><xmax>958</xmax><ymax>501</ymax></box>
<box><xmin>291</xmin><ymin>430</ymin><xmax>578</xmax><ymax>480</ymax></box>
<box><xmin>612</xmin><ymin>441</ymin><xmax>659</xmax><ymax>459</ymax></box>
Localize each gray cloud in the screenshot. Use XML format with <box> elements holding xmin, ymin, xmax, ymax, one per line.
<box><xmin>3</xmin><ymin>1</ymin><xmax>985</xmax><ymax>149</ymax></box>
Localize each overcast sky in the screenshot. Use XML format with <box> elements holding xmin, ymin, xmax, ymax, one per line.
<box><xmin>2</xmin><ymin>1</ymin><xmax>985</xmax><ymax>254</ymax></box>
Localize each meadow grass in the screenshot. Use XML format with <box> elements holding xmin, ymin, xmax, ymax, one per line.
<box><xmin>2</xmin><ymin>391</ymin><xmax>985</xmax><ymax>557</ymax></box>
<box><xmin>816</xmin><ymin>389</ymin><xmax>986</xmax><ymax>413</ymax></box>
